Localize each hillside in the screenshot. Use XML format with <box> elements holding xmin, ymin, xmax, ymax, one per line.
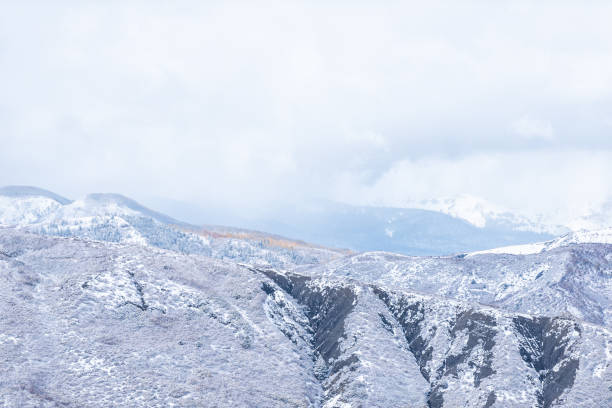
<box><xmin>0</xmin><ymin>230</ymin><xmax>609</xmax><ymax>407</ymax></box>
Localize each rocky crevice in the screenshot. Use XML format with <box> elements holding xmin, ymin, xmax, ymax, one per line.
<box><xmin>255</xmin><ymin>268</ymin><xmax>358</xmax><ymax>405</ymax></box>
<box><xmin>373</xmin><ymin>287</ymin><xmax>433</xmax><ymax>381</ymax></box>
<box><xmin>256</xmin><ymin>268</ymin><xmax>586</xmax><ymax>408</ymax></box>
<box><xmin>0</xmin><ymin>249</ymin><xmax>14</xmax><ymax>258</ymax></box>
<box><xmin>443</xmin><ymin>310</ymin><xmax>497</xmax><ymax>387</ymax></box>
<box><xmin>374</xmin><ymin>287</ymin><xmax>499</xmax><ymax>408</ymax></box>
<box><xmin>121</xmin><ymin>270</ymin><xmax>150</xmax><ymax>312</ymax></box>
<box><xmin>512</xmin><ymin>316</ymin><xmax>581</xmax><ymax>408</ymax></box>
<box><xmin>187</xmin><ymin>297</ymin><xmax>255</xmax><ymax>349</ymax></box>
<box><xmin>258</xmin><ymin>269</ymin><xmax>357</xmax><ymax>364</ymax></box>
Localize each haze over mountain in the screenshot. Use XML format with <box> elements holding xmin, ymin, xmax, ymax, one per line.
<box><xmin>0</xmin><ymin>186</ymin><xmax>560</xmax><ymax>256</ymax></box>
<box><xmin>144</xmin><ymin>191</ymin><xmax>612</xmax><ymax>256</ymax></box>
<box><xmin>2</xmin><ymin>186</ymin><xmax>612</xmax><ymax>406</ymax></box>
<box><xmin>3</xmin><ymin>2</ymin><xmax>612</xmax><ymax>224</ymax></box>
<box><xmin>2</xmin><ymin>2</ymin><xmax>612</xmax><ymax>406</ymax></box>
<box><xmin>0</xmin><ymin>186</ymin><xmax>343</xmax><ymax>269</ymax></box>
<box><xmin>1</xmin><ymin>203</ymin><xmax>610</xmax><ymax>407</ymax></box>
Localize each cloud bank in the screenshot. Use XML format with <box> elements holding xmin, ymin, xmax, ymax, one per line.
<box><xmin>1</xmin><ymin>1</ymin><xmax>611</xmax><ymax>220</ymax></box>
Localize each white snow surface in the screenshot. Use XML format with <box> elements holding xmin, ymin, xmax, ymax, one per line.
<box><xmin>470</xmin><ymin>227</ymin><xmax>612</xmax><ymax>256</ymax></box>
<box><xmin>407</xmin><ymin>194</ymin><xmax>561</xmax><ymax>233</ymax></box>
<box><xmin>408</xmin><ymin>194</ymin><xmax>508</xmax><ymax>228</ymax></box>
<box><xmin>0</xmin><ymin>196</ymin><xmax>64</xmax><ymax>226</ymax></box>
<box><xmin>0</xmin><ymin>192</ymin><xmax>342</xmax><ymax>269</ymax></box>
<box><xmin>1</xmin><ymin>186</ymin><xmax>612</xmax><ymax>406</ymax></box>
<box><xmin>407</xmin><ymin>194</ymin><xmax>612</xmax><ymax>235</ymax></box>
<box><xmin>1</xmin><ymin>230</ymin><xmax>610</xmax><ymax>407</ymax></box>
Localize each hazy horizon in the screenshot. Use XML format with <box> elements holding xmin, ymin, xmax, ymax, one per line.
<box><xmin>2</xmin><ymin>2</ymin><xmax>611</xmax><ymax>223</ymax></box>
<box><xmin>2</xmin><ymin>4</ymin><xmax>611</xmax><ymax>405</ymax></box>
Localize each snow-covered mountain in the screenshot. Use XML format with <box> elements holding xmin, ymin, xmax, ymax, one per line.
<box><xmin>0</xmin><ymin>229</ymin><xmax>610</xmax><ymax>407</ymax></box>
<box><xmin>0</xmin><ymin>186</ymin><xmax>343</xmax><ymax>268</ymax></box>
<box><xmin>0</xmin><ymin>186</ymin><xmax>70</xmax><ymax>226</ymax></box>
<box><xmin>0</xmin><ymin>186</ymin><xmax>558</xmax><ymax>258</ymax></box>
<box><xmin>1</xmin><ymin>185</ymin><xmax>611</xmax><ymax>406</ymax></box>
<box><xmin>566</xmin><ymin>199</ymin><xmax>612</xmax><ymax>231</ymax></box>
<box><xmin>238</xmin><ymin>201</ymin><xmax>555</xmax><ymax>256</ymax></box>
<box><xmin>407</xmin><ymin>194</ymin><xmax>568</xmax><ymax>234</ymax></box>
<box><xmin>469</xmin><ymin>227</ymin><xmax>612</xmax><ymax>256</ymax></box>
<box><xmin>297</xmin><ymin>242</ymin><xmax>612</xmax><ymax>327</ymax></box>
<box><xmin>0</xmin><ymin>185</ymin><xmax>72</xmax><ymax>205</ymax></box>
<box><xmin>407</xmin><ymin>194</ymin><xmax>612</xmax><ymax>237</ymax></box>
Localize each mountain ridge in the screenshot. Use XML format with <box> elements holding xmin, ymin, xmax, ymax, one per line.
<box><xmin>0</xmin><ymin>185</ymin><xmax>345</xmax><ymax>269</ymax></box>
<box><xmin>1</xmin><ymin>185</ymin><xmax>557</xmax><ymax>256</ymax></box>
<box><xmin>0</xmin><ymin>229</ymin><xmax>609</xmax><ymax>407</ymax></box>
<box><xmin>0</xmin><ymin>185</ymin><xmax>72</xmax><ymax>205</ymax></box>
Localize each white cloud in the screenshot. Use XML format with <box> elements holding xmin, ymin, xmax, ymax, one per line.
<box><xmin>342</xmin><ymin>150</ymin><xmax>612</xmax><ymax>223</ymax></box>
<box><xmin>0</xmin><ymin>1</ymin><xmax>611</xmax><ymax>220</ymax></box>
<box><xmin>512</xmin><ymin>117</ymin><xmax>554</xmax><ymax>141</ymax></box>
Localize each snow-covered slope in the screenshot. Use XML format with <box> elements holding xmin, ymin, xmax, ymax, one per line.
<box><xmin>408</xmin><ymin>194</ymin><xmax>612</xmax><ymax>237</ymax></box>
<box><xmin>0</xmin><ymin>186</ymin><xmax>71</xmax><ymax>226</ymax></box>
<box><xmin>566</xmin><ymin>199</ymin><xmax>612</xmax><ymax>231</ymax></box>
<box><xmin>298</xmin><ymin>242</ymin><xmax>612</xmax><ymax>328</ymax></box>
<box><xmin>0</xmin><ymin>187</ymin><xmax>343</xmax><ymax>268</ymax></box>
<box><xmin>470</xmin><ymin>227</ymin><xmax>612</xmax><ymax>256</ymax></box>
<box><xmin>1</xmin><ymin>187</ymin><xmax>563</xmax><ymax>257</ymax></box>
<box><xmin>0</xmin><ymin>195</ymin><xmax>63</xmax><ymax>226</ymax></box>
<box><xmin>0</xmin><ymin>230</ymin><xmax>610</xmax><ymax>407</ymax></box>
<box><xmin>0</xmin><ymin>185</ymin><xmax>72</xmax><ymax>205</ymax></box>
<box><xmin>407</xmin><ymin>194</ymin><xmax>566</xmax><ymax>234</ymax></box>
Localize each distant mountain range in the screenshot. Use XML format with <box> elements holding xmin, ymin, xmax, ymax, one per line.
<box><xmin>407</xmin><ymin>193</ymin><xmax>612</xmax><ymax>235</ymax></box>
<box><xmin>1</xmin><ymin>185</ymin><xmax>611</xmax><ymax>406</ymax></box>
<box><xmin>1</xmin><ymin>225</ymin><xmax>610</xmax><ymax>407</ymax></box>
<box><xmin>0</xmin><ymin>186</ymin><xmax>343</xmax><ymax>269</ymax></box>
<box><xmin>4</xmin><ymin>185</ymin><xmax>612</xmax><ymax>256</ymax></box>
<box><xmin>406</xmin><ymin>194</ymin><xmax>566</xmax><ymax>234</ymax></box>
<box><xmin>239</xmin><ymin>202</ymin><xmax>557</xmax><ymax>255</ymax></box>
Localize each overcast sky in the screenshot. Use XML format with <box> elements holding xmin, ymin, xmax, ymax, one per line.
<box><xmin>1</xmin><ymin>1</ymin><xmax>611</xmax><ymax>220</ymax></box>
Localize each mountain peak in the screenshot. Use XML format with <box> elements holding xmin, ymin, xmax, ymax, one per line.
<box><xmin>411</xmin><ymin>194</ymin><xmax>501</xmax><ymax>228</ymax></box>
<box><xmin>406</xmin><ymin>194</ymin><xmax>567</xmax><ymax>235</ymax></box>
<box><xmin>0</xmin><ymin>185</ymin><xmax>72</xmax><ymax>205</ymax></box>
<box><xmin>81</xmin><ymin>193</ymin><xmax>181</xmax><ymax>225</ymax></box>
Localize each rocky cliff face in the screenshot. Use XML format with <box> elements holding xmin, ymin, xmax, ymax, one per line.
<box><xmin>297</xmin><ymin>244</ymin><xmax>612</xmax><ymax>328</ymax></box>
<box><xmin>1</xmin><ymin>230</ymin><xmax>610</xmax><ymax>407</ymax></box>
<box><xmin>259</xmin><ymin>268</ymin><xmax>608</xmax><ymax>407</ymax></box>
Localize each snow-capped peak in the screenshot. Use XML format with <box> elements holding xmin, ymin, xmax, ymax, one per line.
<box><xmin>469</xmin><ymin>227</ymin><xmax>612</xmax><ymax>256</ymax></box>
<box><xmin>408</xmin><ymin>194</ymin><xmax>503</xmax><ymax>228</ymax></box>
<box><xmin>407</xmin><ymin>193</ymin><xmax>612</xmax><ymax>235</ymax></box>
<box><xmin>0</xmin><ymin>195</ymin><xmax>64</xmax><ymax>226</ymax></box>
<box><xmin>48</xmin><ymin>193</ymin><xmax>181</xmax><ymax>225</ymax></box>
<box><xmin>406</xmin><ymin>194</ymin><xmax>562</xmax><ymax>234</ymax></box>
<box><xmin>565</xmin><ymin>199</ymin><xmax>612</xmax><ymax>232</ymax></box>
<box><xmin>0</xmin><ymin>187</ymin><xmax>182</xmax><ymax>229</ymax></box>
<box><xmin>0</xmin><ymin>186</ymin><xmax>71</xmax><ymax>226</ymax></box>
<box><xmin>0</xmin><ymin>185</ymin><xmax>72</xmax><ymax>205</ymax></box>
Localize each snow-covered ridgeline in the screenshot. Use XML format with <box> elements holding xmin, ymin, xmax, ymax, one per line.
<box><xmin>0</xmin><ymin>188</ymin><xmax>341</xmax><ymax>268</ymax></box>
<box><xmin>0</xmin><ymin>230</ymin><xmax>609</xmax><ymax>407</ymax></box>
<box><xmin>469</xmin><ymin>227</ymin><xmax>612</xmax><ymax>256</ymax></box>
